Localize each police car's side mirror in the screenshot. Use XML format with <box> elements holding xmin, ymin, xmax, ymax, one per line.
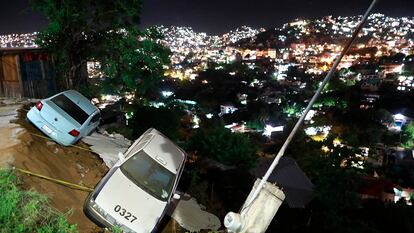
<box><xmin>172</xmin><ymin>193</ymin><xmax>181</xmax><ymax>200</ymax></box>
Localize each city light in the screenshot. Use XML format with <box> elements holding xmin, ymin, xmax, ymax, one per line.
<box><xmin>161</xmin><ymin>91</ymin><xmax>174</xmax><ymax>98</ymax></box>
<box><xmin>263</xmin><ymin>125</ymin><xmax>284</xmax><ymax>138</ymax></box>
<box><xmin>4</xmin><ymin>14</ymin><xmax>414</xmax><ymax>84</ymax></box>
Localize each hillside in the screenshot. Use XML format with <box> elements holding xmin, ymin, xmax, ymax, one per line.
<box><xmin>235</xmin><ymin>14</ymin><xmax>414</xmax><ymax>50</ymax></box>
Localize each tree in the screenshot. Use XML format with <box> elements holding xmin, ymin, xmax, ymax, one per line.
<box><xmin>130</xmin><ymin>106</ymin><xmax>181</xmax><ymax>141</ymax></box>
<box><xmin>401</xmin><ymin>122</ymin><xmax>414</xmax><ymax>149</ymax></box>
<box><xmin>187</xmin><ymin>127</ymin><xmax>257</xmax><ymax>168</ymax></box>
<box><xmin>100</xmin><ymin>27</ymin><xmax>170</xmax><ymax>98</ymax></box>
<box><xmin>283</xmin><ymin>102</ymin><xmax>303</xmax><ymax>118</ymax></box>
<box><xmin>297</xmin><ymin>136</ymin><xmax>367</xmax><ymax>232</ymax></box>
<box><xmin>31</xmin><ymin>0</ymin><xmax>170</xmax><ymax>98</ymax></box>
<box><xmin>373</xmin><ymin>109</ymin><xmax>394</xmax><ymax>125</ymax></box>
<box><xmin>325</xmin><ymin>75</ymin><xmax>347</xmax><ymax>92</ymax></box>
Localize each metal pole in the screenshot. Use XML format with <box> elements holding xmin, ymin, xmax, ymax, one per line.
<box><xmin>243</xmin><ymin>0</ymin><xmax>378</xmax><ymax>209</ymax></box>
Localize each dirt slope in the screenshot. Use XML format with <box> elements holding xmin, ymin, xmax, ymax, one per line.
<box><xmin>0</xmin><ymin>103</ymin><xmax>211</xmax><ymax>233</ymax></box>
<box><xmin>10</xmin><ymin>108</ymin><xmax>108</xmax><ymax>232</ymax></box>
<box><xmin>2</xmin><ymin>106</ymin><xmax>189</xmax><ymax>233</ymax></box>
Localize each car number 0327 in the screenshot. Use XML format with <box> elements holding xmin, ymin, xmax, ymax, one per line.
<box><xmin>114</xmin><ymin>205</ymin><xmax>137</xmax><ymax>223</ymax></box>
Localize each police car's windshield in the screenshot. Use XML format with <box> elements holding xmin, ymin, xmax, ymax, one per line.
<box><xmin>120</xmin><ymin>150</ymin><xmax>175</xmax><ymax>201</ymax></box>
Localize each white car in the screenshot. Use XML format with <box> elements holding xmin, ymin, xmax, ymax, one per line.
<box><xmin>84</xmin><ymin>128</ymin><xmax>187</xmax><ymax>233</ymax></box>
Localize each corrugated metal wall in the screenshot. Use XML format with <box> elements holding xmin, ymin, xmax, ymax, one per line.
<box><xmin>0</xmin><ymin>51</ymin><xmax>56</xmax><ymax>98</ymax></box>
<box><xmin>20</xmin><ymin>53</ymin><xmax>56</xmax><ymax>98</ymax></box>
<box><xmin>0</xmin><ymin>55</ymin><xmax>22</xmax><ymax>97</ymax></box>
<box><xmin>0</xmin><ymin>56</ymin><xmax>3</xmax><ymax>96</ymax></box>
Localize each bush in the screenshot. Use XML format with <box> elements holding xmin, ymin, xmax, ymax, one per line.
<box><xmin>401</xmin><ymin>122</ymin><xmax>414</xmax><ymax>149</ymax></box>
<box><xmin>187</xmin><ymin>127</ymin><xmax>257</xmax><ymax>168</ymax></box>
<box><xmin>130</xmin><ymin>106</ymin><xmax>181</xmax><ymax>141</ymax></box>
<box><xmin>0</xmin><ymin>170</ymin><xmax>77</xmax><ymax>233</ymax></box>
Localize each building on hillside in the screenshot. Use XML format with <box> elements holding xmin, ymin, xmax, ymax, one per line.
<box><xmin>360</xmin><ymin>75</ymin><xmax>382</xmax><ymax>92</ymax></box>
<box><xmin>394</xmin><ymin>187</ymin><xmax>414</xmax><ymax>205</ymax></box>
<box><xmin>267</xmin><ymin>49</ymin><xmax>277</xmax><ymax>60</ymax></box>
<box><xmin>219</xmin><ymin>104</ymin><xmax>238</xmax><ymax>116</ymax></box>
<box><xmin>359</xmin><ymin>93</ymin><xmax>380</xmax><ymax>109</ymax></box>
<box><xmin>358</xmin><ymin>177</ymin><xmax>395</xmax><ymax>203</ymax></box>
<box><xmin>0</xmin><ymin>48</ymin><xmax>56</xmax><ymax>98</ymax></box>
<box><xmin>380</xmin><ymin>63</ymin><xmax>403</xmax><ymax>78</ymax></box>
<box><xmin>389</xmin><ymin>108</ymin><xmax>414</xmax><ymax>131</ymax></box>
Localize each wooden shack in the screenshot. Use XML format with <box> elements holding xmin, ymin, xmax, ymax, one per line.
<box><xmin>0</xmin><ymin>48</ymin><xmax>56</xmax><ymax>98</ymax></box>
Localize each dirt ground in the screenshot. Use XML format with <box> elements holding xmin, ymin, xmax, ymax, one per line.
<box><xmin>0</xmin><ymin>105</ymin><xmax>191</xmax><ymax>233</ymax></box>
<box><xmin>10</xmin><ymin>108</ymin><xmax>109</xmax><ymax>232</ymax></box>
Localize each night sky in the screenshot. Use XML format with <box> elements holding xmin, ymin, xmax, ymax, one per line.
<box><xmin>1</xmin><ymin>0</ymin><xmax>413</xmax><ymax>35</ymax></box>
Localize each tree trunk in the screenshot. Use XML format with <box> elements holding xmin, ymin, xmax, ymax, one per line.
<box><xmin>64</xmin><ymin>60</ymin><xmax>88</xmax><ymax>91</ymax></box>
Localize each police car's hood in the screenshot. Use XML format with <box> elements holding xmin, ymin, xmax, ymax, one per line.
<box><xmin>95</xmin><ymin>169</ymin><xmax>167</xmax><ymax>233</ymax></box>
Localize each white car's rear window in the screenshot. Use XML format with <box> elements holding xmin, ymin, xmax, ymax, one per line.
<box><xmin>51</xmin><ymin>94</ymin><xmax>89</xmax><ymax>125</ymax></box>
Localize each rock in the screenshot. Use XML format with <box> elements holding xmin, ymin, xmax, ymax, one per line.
<box><xmin>76</xmin><ymin>163</ymin><xmax>84</xmax><ymax>170</ymax></box>
<box><xmin>46</xmin><ymin>141</ymin><xmax>57</xmax><ymax>147</ymax></box>
<box><xmin>0</xmin><ymin>152</ymin><xmax>15</xmax><ymax>169</ymax></box>
<box><xmin>171</xmin><ymin>197</ymin><xmax>221</xmax><ymax>232</ymax></box>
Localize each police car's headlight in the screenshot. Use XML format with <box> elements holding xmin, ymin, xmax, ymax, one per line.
<box><xmin>88</xmin><ymin>199</ymin><xmax>134</xmax><ymax>232</ymax></box>
<box><xmin>89</xmin><ymin>199</ymin><xmax>107</xmax><ymax>217</ymax></box>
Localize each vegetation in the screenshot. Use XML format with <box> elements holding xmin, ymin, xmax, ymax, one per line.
<box><xmin>0</xmin><ymin>169</ymin><xmax>77</xmax><ymax>233</ymax></box>
<box><xmin>31</xmin><ymin>0</ymin><xmax>170</xmax><ymax>99</ymax></box>
<box><xmin>282</xmin><ymin>103</ymin><xmax>303</xmax><ymax>118</ymax></box>
<box><xmin>99</xmin><ymin>27</ymin><xmax>171</xmax><ymax>98</ymax></box>
<box><xmin>187</xmin><ymin>126</ymin><xmax>257</xmax><ymax>168</ymax></box>
<box><xmin>279</xmin><ymin>131</ymin><xmax>414</xmax><ymax>233</ymax></box>
<box><xmin>373</xmin><ymin>108</ymin><xmax>394</xmax><ymax>125</ymax></box>
<box><xmin>130</xmin><ymin>106</ymin><xmax>182</xmax><ymax>141</ymax></box>
<box><xmin>304</xmin><ymin>147</ymin><xmax>364</xmax><ymax>229</ymax></box>
<box><xmin>401</xmin><ymin>122</ymin><xmax>414</xmax><ymax>149</ymax></box>
<box><xmin>109</xmin><ymin>225</ymin><xmax>123</xmax><ymax>233</ymax></box>
<box><xmin>20</xmin><ymin>8</ymin><xmax>414</xmax><ymax>231</ymax></box>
